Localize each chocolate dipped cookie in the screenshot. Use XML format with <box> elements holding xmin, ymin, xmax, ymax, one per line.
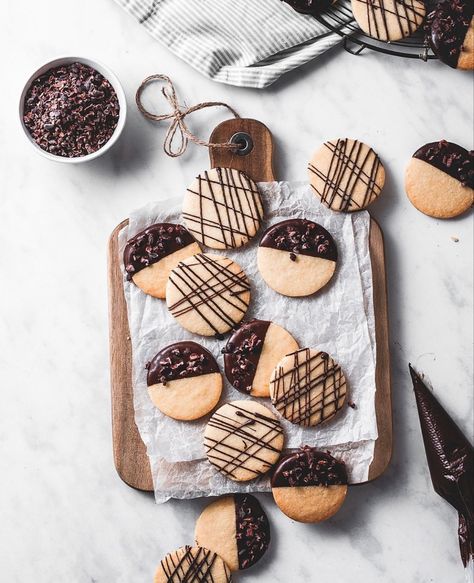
<box><xmin>204</xmin><ymin>400</ymin><xmax>284</xmax><ymax>482</ymax></box>
<box><xmin>257</xmin><ymin>219</ymin><xmax>337</xmax><ymax>297</ymax></box>
<box><xmin>195</xmin><ymin>493</ymin><xmax>270</xmax><ymax>571</ymax></box>
<box><xmin>146</xmin><ymin>341</ymin><xmax>222</xmax><ymax>420</ymax></box>
<box><xmin>223</xmin><ymin>319</ymin><xmax>299</xmax><ymax>398</ymax></box>
<box><xmin>124</xmin><ymin>223</ymin><xmax>200</xmax><ymax>298</ymax></box>
<box><xmin>154</xmin><ymin>545</ymin><xmax>231</xmax><ymax>583</ymax></box>
<box><xmin>309</xmin><ymin>138</ymin><xmax>385</xmax><ymax>212</ymax></box>
<box><xmin>182</xmin><ymin>167</ymin><xmax>264</xmax><ymax>250</ymax></box>
<box><xmin>272</xmin><ymin>446</ymin><xmax>348</xmax><ymax>522</ymax></box>
<box><xmin>270</xmin><ymin>348</ymin><xmax>347</xmax><ymax>427</ymax></box>
<box><xmin>166</xmin><ymin>253</ymin><xmax>251</xmax><ymax>338</ymax></box>
<box><xmin>405</xmin><ymin>140</ymin><xmax>473</xmax><ymax>218</ymax></box>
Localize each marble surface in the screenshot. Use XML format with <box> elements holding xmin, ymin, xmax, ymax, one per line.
<box><xmin>0</xmin><ymin>1</ymin><xmax>472</xmax><ymax>582</ymax></box>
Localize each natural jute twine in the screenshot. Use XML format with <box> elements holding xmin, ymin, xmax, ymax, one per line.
<box><xmin>136</xmin><ymin>74</ymin><xmax>241</xmax><ymax>158</ymax></box>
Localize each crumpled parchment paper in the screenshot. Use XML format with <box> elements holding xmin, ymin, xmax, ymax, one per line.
<box><xmin>119</xmin><ymin>182</ymin><xmax>378</xmax><ymax>503</ymax></box>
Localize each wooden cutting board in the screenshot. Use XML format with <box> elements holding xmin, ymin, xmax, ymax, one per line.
<box><xmin>107</xmin><ymin>119</ymin><xmax>392</xmax><ymax>492</ymax></box>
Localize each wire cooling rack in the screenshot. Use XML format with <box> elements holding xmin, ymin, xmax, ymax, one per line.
<box><xmin>314</xmin><ymin>0</ymin><xmax>436</xmax><ymax>60</ymax></box>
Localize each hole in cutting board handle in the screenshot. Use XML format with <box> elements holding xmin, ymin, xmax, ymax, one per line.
<box><xmin>230</xmin><ymin>132</ymin><xmax>253</xmax><ymax>156</ymax></box>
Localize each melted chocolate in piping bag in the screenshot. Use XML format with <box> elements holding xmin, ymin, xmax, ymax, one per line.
<box><xmin>410</xmin><ymin>364</ymin><xmax>473</xmax><ymax>568</ymax></box>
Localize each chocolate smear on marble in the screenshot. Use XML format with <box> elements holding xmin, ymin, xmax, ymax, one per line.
<box><xmin>410</xmin><ymin>364</ymin><xmax>473</xmax><ymax>568</ymax></box>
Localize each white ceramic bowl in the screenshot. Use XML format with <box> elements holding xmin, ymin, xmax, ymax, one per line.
<box><xmin>19</xmin><ymin>56</ymin><xmax>127</xmax><ymax>163</ymax></box>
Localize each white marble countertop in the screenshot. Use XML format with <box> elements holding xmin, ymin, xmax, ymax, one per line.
<box><xmin>0</xmin><ymin>1</ymin><xmax>472</xmax><ymax>582</ymax></box>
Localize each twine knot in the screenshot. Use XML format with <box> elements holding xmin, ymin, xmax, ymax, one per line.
<box><xmin>136</xmin><ymin>74</ymin><xmax>241</xmax><ymax>157</ymax></box>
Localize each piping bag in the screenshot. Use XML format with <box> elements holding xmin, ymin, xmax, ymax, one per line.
<box><xmin>409</xmin><ymin>364</ymin><xmax>473</xmax><ymax>573</ymax></box>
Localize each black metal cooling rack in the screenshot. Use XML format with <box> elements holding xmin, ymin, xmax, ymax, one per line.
<box><xmin>314</xmin><ymin>0</ymin><xmax>436</xmax><ymax>60</ymax></box>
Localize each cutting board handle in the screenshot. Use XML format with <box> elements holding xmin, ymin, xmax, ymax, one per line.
<box><xmin>209</xmin><ymin>118</ymin><xmax>276</xmax><ymax>182</ymax></box>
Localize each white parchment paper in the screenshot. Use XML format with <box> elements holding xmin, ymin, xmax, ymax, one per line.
<box><xmin>119</xmin><ymin>182</ymin><xmax>378</xmax><ymax>503</ymax></box>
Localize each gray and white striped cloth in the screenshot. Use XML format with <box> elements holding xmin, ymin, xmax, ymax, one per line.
<box><xmin>114</xmin><ymin>0</ymin><xmax>341</xmax><ymax>88</ymax></box>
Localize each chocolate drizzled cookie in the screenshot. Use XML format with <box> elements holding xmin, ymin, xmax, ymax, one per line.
<box><xmin>154</xmin><ymin>545</ymin><xmax>231</xmax><ymax>583</ymax></box>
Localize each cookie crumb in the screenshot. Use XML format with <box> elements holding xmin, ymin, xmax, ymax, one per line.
<box><xmin>348</xmin><ymin>401</ymin><xmax>357</xmax><ymax>409</ymax></box>
<box><xmin>450</xmin><ymin>236</ymin><xmax>459</xmax><ymax>243</ymax></box>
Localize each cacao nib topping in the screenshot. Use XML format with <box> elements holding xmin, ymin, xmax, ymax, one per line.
<box><xmin>23</xmin><ymin>62</ymin><xmax>120</xmax><ymax>158</ymax></box>
<box><xmin>223</xmin><ymin>319</ymin><xmax>271</xmax><ymax>394</ymax></box>
<box><xmin>281</xmin><ymin>0</ymin><xmax>332</xmax><ymax>15</ymax></box>
<box><xmin>146</xmin><ymin>341</ymin><xmax>219</xmax><ymax>385</ymax></box>
<box><xmin>413</xmin><ymin>141</ymin><xmax>474</xmax><ymax>188</ymax></box>
<box><xmin>271</xmin><ymin>446</ymin><xmax>348</xmax><ymax>488</ymax></box>
<box><xmin>426</xmin><ymin>0</ymin><xmax>473</xmax><ymax>68</ymax></box>
<box><xmin>259</xmin><ymin>219</ymin><xmax>337</xmax><ymax>262</ymax></box>
<box><xmin>234</xmin><ymin>494</ymin><xmax>271</xmax><ymax>570</ymax></box>
<box><xmin>123</xmin><ymin>223</ymin><xmax>195</xmax><ymax>279</ymax></box>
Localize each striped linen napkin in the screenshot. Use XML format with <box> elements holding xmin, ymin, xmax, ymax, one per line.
<box><xmin>114</xmin><ymin>0</ymin><xmax>341</xmax><ymax>88</ymax></box>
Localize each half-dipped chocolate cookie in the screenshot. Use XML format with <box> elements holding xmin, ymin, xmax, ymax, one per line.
<box><xmin>123</xmin><ymin>223</ymin><xmax>200</xmax><ymax>298</ymax></box>
<box><xmin>146</xmin><ymin>341</ymin><xmax>222</xmax><ymax>421</ymax></box>
<box><xmin>223</xmin><ymin>319</ymin><xmax>299</xmax><ymax>398</ymax></box>
<box><xmin>182</xmin><ymin>167</ymin><xmax>264</xmax><ymax>250</ymax></box>
<box><xmin>427</xmin><ymin>0</ymin><xmax>474</xmax><ymax>70</ymax></box>
<box><xmin>271</xmin><ymin>446</ymin><xmax>348</xmax><ymax>523</ymax></box>
<box><xmin>270</xmin><ymin>349</ymin><xmax>347</xmax><ymax>427</ymax></box>
<box><xmin>309</xmin><ymin>138</ymin><xmax>385</xmax><ymax>212</ymax></box>
<box><xmin>257</xmin><ymin>219</ymin><xmax>337</xmax><ymax>297</ymax></box>
<box><xmin>166</xmin><ymin>253</ymin><xmax>251</xmax><ymax>338</ymax></box>
<box><xmin>204</xmin><ymin>400</ymin><xmax>284</xmax><ymax>482</ymax></box>
<box><xmin>282</xmin><ymin>0</ymin><xmax>334</xmax><ymax>14</ymax></box>
<box><xmin>195</xmin><ymin>494</ymin><xmax>270</xmax><ymax>571</ymax></box>
<box><xmin>154</xmin><ymin>545</ymin><xmax>231</xmax><ymax>583</ymax></box>
<box><xmin>405</xmin><ymin>140</ymin><xmax>473</xmax><ymax>218</ymax></box>
<box><xmin>351</xmin><ymin>0</ymin><xmax>426</xmax><ymax>41</ymax></box>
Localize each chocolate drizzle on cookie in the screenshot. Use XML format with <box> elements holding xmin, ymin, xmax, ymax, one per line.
<box><xmin>234</xmin><ymin>493</ymin><xmax>271</xmax><ymax>570</ymax></box>
<box><xmin>271</xmin><ymin>446</ymin><xmax>348</xmax><ymax>488</ymax></box>
<box><xmin>160</xmin><ymin>546</ymin><xmax>231</xmax><ymax>582</ymax></box>
<box><xmin>147</xmin><ymin>341</ymin><xmax>218</xmax><ymax>385</ymax></box>
<box><xmin>168</xmin><ymin>254</ymin><xmax>250</xmax><ymax>338</ymax></box>
<box><xmin>271</xmin><ymin>349</ymin><xmax>347</xmax><ymax>427</ymax></box>
<box><xmin>413</xmin><ymin>141</ymin><xmax>474</xmax><ymax>188</ymax></box>
<box><xmin>259</xmin><ymin>219</ymin><xmax>337</xmax><ymax>262</ymax></box>
<box><xmin>223</xmin><ymin>320</ymin><xmax>270</xmax><ymax>394</ymax></box>
<box><xmin>427</xmin><ymin>0</ymin><xmax>473</xmax><ymax>69</ymax></box>
<box><xmin>204</xmin><ymin>402</ymin><xmax>283</xmax><ymax>480</ymax></box>
<box><xmin>124</xmin><ymin>223</ymin><xmax>195</xmax><ymax>280</ymax></box>
<box><xmin>183</xmin><ymin>167</ymin><xmax>263</xmax><ymax>249</ymax></box>
<box><xmin>353</xmin><ymin>0</ymin><xmax>425</xmax><ymax>41</ymax></box>
<box><xmin>309</xmin><ymin>139</ymin><xmax>384</xmax><ymax>211</ymax></box>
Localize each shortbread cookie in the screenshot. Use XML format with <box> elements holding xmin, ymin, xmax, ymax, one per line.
<box><xmin>351</xmin><ymin>0</ymin><xmax>426</xmax><ymax>41</ymax></box>
<box><xmin>223</xmin><ymin>319</ymin><xmax>299</xmax><ymax>397</ymax></box>
<box><xmin>123</xmin><ymin>223</ymin><xmax>200</xmax><ymax>299</ymax></box>
<box><xmin>182</xmin><ymin>167</ymin><xmax>264</xmax><ymax>250</ymax></box>
<box><xmin>405</xmin><ymin>140</ymin><xmax>473</xmax><ymax>218</ymax></box>
<box><xmin>257</xmin><ymin>219</ymin><xmax>337</xmax><ymax>297</ymax></box>
<box><xmin>195</xmin><ymin>493</ymin><xmax>270</xmax><ymax>571</ymax></box>
<box><xmin>146</xmin><ymin>341</ymin><xmax>222</xmax><ymax>421</ymax></box>
<box><xmin>271</xmin><ymin>446</ymin><xmax>348</xmax><ymax>523</ymax></box>
<box><xmin>154</xmin><ymin>545</ymin><xmax>231</xmax><ymax>583</ymax></box>
<box><xmin>270</xmin><ymin>348</ymin><xmax>347</xmax><ymax>427</ymax></box>
<box><xmin>166</xmin><ymin>253</ymin><xmax>251</xmax><ymax>338</ymax></box>
<box><xmin>427</xmin><ymin>0</ymin><xmax>474</xmax><ymax>70</ymax></box>
<box><xmin>204</xmin><ymin>400</ymin><xmax>284</xmax><ymax>482</ymax></box>
<box><xmin>309</xmin><ymin>138</ymin><xmax>385</xmax><ymax>212</ymax></box>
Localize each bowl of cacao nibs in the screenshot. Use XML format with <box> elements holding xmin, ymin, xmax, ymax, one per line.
<box><xmin>20</xmin><ymin>57</ymin><xmax>126</xmax><ymax>163</ymax></box>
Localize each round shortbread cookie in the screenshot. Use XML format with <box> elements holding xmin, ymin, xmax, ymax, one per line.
<box><xmin>223</xmin><ymin>319</ymin><xmax>299</xmax><ymax>397</ymax></box>
<box><xmin>270</xmin><ymin>348</ymin><xmax>347</xmax><ymax>427</ymax></box>
<box><xmin>204</xmin><ymin>400</ymin><xmax>284</xmax><ymax>482</ymax></box>
<box><xmin>154</xmin><ymin>545</ymin><xmax>231</xmax><ymax>583</ymax></box>
<box><xmin>123</xmin><ymin>223</ymin><xmax>200</xmax><ymax>299</ymax></box>
<box><xmin>182</xmin><ymin>167</ymin><xmax>264</xmax><ymax>250</ymax></box>
<box><xmin>405</xmin><ymin>140</ymin><xmax>473</xmax><ymax>219</ymax></box>
<box><xmin>309</xmin><ymin>138</ymin><xmax>385</xmax><ymax>212</ymax></box>
<box><xmin>428</xmin><ymin>0</ymin><xmax>474</xmax><ymax>70</ymax></box>
<box><xmin>146</xmin><ymin>341</ymin><xmax>222</xmax><ymax>421</ymax></box>
<box><xmin>166</xmin><ymin>253</ymin><xmax>251</xmax><ymax>338</ymax></box>
<box><xmin>271</xmin><ymin>446</ymin><xmax>348</xmax><ymax>523</ymax></box>
<box><xmin>351</xmin><ymin>0</ymin><xmax>426</xmax><ymax>42</ymax></box>
<box><xmin>195</xmin><ymin>493</ymin><xmax>270</xmax><ymax>571</ymax></box>
<box><xmin>257</xmin><ymin>219</ymin><xmax>337</xmax><ymax>297</ymax></box>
